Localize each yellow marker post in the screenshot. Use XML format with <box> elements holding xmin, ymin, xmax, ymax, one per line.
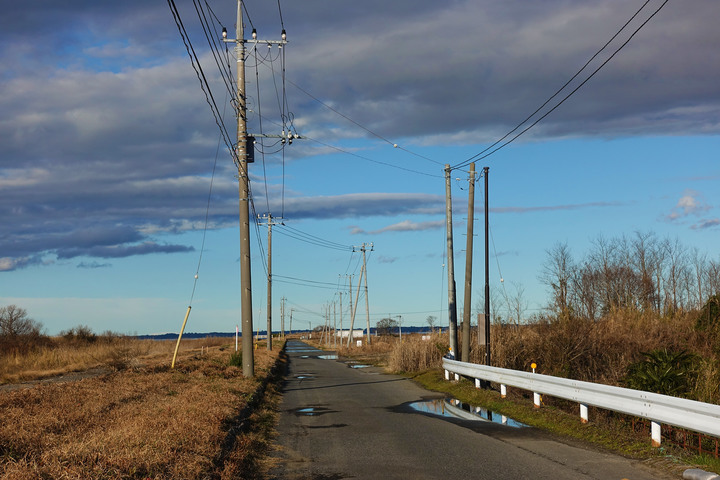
<box><xmin>171</xmin><ymin>306</ymin><xmax>192</xmax><ymax>369</ymax></box>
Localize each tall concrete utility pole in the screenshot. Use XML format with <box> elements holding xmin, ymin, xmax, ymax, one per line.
<box><xmin>234</xmin><ymin>1</ymin><xmax>253</xmax><ymax>376</ymax></box>
<box><xmin>445</xmin><ymin>165</ymin><xmax>459</xmax><ymax>358</ymax></box>
<box><xmin>462</xmin><ymin>163</ymin><xmax>476</xmax><ymax>362</ymax></box>
<box><xmin>225</xmin><ymin>1</ymin><xmax>287</xmax><ymax>376</ymax></box>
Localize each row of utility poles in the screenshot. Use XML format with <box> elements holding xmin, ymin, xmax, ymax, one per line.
<box><xmin>445</xmin><ymin>163</ymin><xmax>491</xmax><ymax>366</ymax></box>
<box><xmin>227</xmin><ymin>0</ymin><xmax>488</xmax><ymax>377</ymax></box>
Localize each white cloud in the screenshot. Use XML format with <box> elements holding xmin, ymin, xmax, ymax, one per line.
<box><xmin>667</xmin><ymin>190</ymin><xmax>711</xmax><ymax>221</ymax></box>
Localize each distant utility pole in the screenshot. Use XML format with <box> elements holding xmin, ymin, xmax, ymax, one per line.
<box><xmin>445</xmin><ymin>165</ymin><xmax>459</xmax><ymax>358</ymax></box>
<box><xmin>362</xmin><ymin>244</ymin><xmax>372</xmax><ymax>345</ymax></box>
<box><xmin>258</xmin><ymin>213</ymin><xmax>282</xmax><ymax>351</ymax></box>
<box><xmin>280</xmin><ymin>296</ymin><xmax>286</xmax><ymax>338</ymax></box>
<box><xmin>348</xmin><ymin>268</ymin><xmax>363</xmax><ymax>347</ymax></box>
<box><xmin>224</xmin><ymin>0</ymin><xmax>287</xmax><ymax>377</ymax></box>
<box><xmin>338</xmin><ymin>290</ymin><xmax>343</xmax><ymax>344</ymax></box>
<box><xmin>462</xmin><ymin>163</ymin><xmax>476</xmax><ymax>363</ymax></box>
<box><xmin>353</xmin><ymin>243</ymin><xmax>373</xmax><ymax>345</ymax></box>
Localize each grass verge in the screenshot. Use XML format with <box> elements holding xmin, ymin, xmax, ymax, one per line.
<box><xmin>0</xmin><ymin>339</ymin><xmax>286</xmax><ymax>479</ymax></box>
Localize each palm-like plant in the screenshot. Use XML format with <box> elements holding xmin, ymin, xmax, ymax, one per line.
<box><xmin>624</xmin><ymin>349</ymin><xmax>697</xmax><ymax>396</ymax></box>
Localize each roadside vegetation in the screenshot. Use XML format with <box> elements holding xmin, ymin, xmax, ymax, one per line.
<box><xmin>332</xmin><ymin>233</ymin><xmax>720</xmax><ymax>472</ymax></box>
<box><xmin>0</xmin><ymin>308</ymin><xmax>285</xmax><ymax>479</ymax></box>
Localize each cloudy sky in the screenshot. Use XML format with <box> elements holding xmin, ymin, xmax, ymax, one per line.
<box><xmin>1</xmin><ymin>0</ymin><xmax>719</xmax><ymax>335</ymax></box>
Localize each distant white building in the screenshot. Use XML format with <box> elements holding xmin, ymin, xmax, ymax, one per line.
<box><xmin>336</xmin><ymin>329</ymin><xmax>364</xmax><ymax>339</ymax></box>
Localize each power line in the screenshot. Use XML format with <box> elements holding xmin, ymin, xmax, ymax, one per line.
<box><xmin>453</xmin><ymin>0</ymin><xmax>669</xmax><ymax>170</ymax></box>
<box><xmin>302</xmin><ymin>134</ymin><xmax>441</xmax><ymax>178</ymax></box>
<box><xmin>275</xmin><ymin>224</ymin><xmax>353</xmax><ymax>251</ymax></box>
<box><xmin>286</xmin><ymin>77</ymin><xmax>443</xmax><ymax>167</ymax></box>
<box><xmin>167</xmin><ymin>0</ymin><xmax>241</xmax><ymax>173</ymax></box>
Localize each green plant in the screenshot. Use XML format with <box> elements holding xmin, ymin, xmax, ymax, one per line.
<box><xmin>229</xmin><ymin>351</ymin><xmax>242</xmax><ymax>367</ymax></box>
<box><xmin>624</xmin><ymin>348</ymin><xmax>697</xmax><ymax>396</ymax></box>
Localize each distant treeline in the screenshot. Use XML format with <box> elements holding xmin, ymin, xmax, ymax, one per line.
<box><xmin>136</xmin><ymin>326</ymin><xmax>441</xmax><ymax>341</ymax></box>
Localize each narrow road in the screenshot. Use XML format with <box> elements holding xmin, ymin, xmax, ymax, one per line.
<box><xmin>270</xmin><ymin>340</ymin><xmax>676</xmax><ymax>480</ymax></box>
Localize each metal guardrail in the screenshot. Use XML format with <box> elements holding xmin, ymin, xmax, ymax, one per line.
<box><xmin>442</xmin><ymin>358</ymin><xmax>720</xmax><ymax>446</ymax></box>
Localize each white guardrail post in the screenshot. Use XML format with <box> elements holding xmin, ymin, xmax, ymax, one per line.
<box><xmin>442</xmin><ymin>357</ymin><xmax>720</xmax><ymax>447</ymax></box>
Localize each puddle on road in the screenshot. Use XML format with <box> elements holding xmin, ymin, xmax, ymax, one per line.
<box><xmin>317</xmin><ymin>354</ymin><xmax>338</xmax><ymax>360</ymax></box>
<box><xmin>410</xmin><ymin>398</ymin><xmax>527</xmax><ymax>428</ymax></box>
<box><xmin>349</xmin><ymin>364</ymin><xmax>370</xmax><ymax>369</ymax></box>
<box><xmin>293</xmin><ymin>406</ymin><xmax>334</xmax><ymax>417</ymax></box>
<box><xmin>295</xmin><ymin>374</ymin><xmax>315</xmax><ymax>380</ymax></box>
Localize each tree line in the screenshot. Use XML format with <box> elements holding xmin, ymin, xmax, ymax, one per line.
<box><xmin>540</xmin><ymin>231</ymin><xmax>720</xmax><ymax>320</ymax></box>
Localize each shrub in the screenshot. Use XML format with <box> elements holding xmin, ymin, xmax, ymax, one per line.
<box><xmin>229</xmin><ymin>351</ymin><xmax>242</xmax><ymax>367</ymax></box>
<box><xmin>624</xmin><ymin>349</ymin><xmax>698</xmax><ymax>397</ymax></box>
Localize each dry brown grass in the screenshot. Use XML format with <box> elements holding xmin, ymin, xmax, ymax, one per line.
<box><xmin>384</xmin><ymin>310</ymin><xmax>719</xmax><ymax>404</ymax></box>
<box><xmin>0</xmin><ymin>341</ymin><xmax>283</xmax><ymax>479</ymax></box>
<box><xmin>0</xmin><ymin>336</ymin><xmax>229</xmax><ymax>385</ymax></box>
<box><xmin>387</xmin><ymin>333</ymin><xmax>448</xmax><ymax>372</ymax></box>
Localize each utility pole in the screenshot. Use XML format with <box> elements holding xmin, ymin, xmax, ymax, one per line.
<box><xmin>462</xmin><ymin>163</ymin><xmax>476</xmax><ymax>362</ymax></box>
<box><xmin>338</xmin><ymin>290</ymin><xmax>343</xmax><ymax>344</ymax></box>
<box><xmin>483</xmin><ymin>166</ymin><xmax>491</xmax><ymax>366</ymax></box>
<box><xmin>348</xmin><ymin>267</ymin><xmax>363</xmax><ymax>347</ymax></box>
<box><xmin>352</xmin><ymin>243</ymin><xmax>373</xmax><ymax>345</ymax></box>
<box><xmin>445</xmin><ymin>165</ymin><xmax>459</xmax><ymax>358</ymax></box>
<box><xmin>258</xmin><ymin>213</ymin><xmax>281</xmax><ymax>351</ymax></box>
<box><xmin>280</xmin><ymin>296</ymin><xmax>286</xmax><ymax>339</ymax></box>
<box><xmin>361</xmin><ymin>243</ymin><xmax>373</xmax><ymax>345</ymax></box>
<box><xmin>396</xmin><ymin>315</ymin><xmax>403</xmax><ymax>342</ymax></box>
<box><xmin>223</xmin><ymin>1</ymin><xmax>287</xmax><ymax>376</ymax></box>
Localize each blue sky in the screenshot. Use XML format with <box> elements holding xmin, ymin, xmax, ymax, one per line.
<box><xmin>1</xmin><ymin>0</ymin><xmax>719</xmax><ymax>335</ymax></box>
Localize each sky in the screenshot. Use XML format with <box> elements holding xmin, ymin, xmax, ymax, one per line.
<box><xmin>1</xmin><ymin>0</ymin><xmax>719</xmax><ymax>336</ymax></box>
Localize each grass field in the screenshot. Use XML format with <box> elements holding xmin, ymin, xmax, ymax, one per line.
<box><xmin>0</xmin><ymin>338</ymin><xmax>284</xmax><ymax>479</ymax></box>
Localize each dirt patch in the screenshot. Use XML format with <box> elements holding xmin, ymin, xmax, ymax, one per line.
<box><xmin>0</xmin><ymin>366</ymin><xmax>112</xmax><ymax>392</ymax></box>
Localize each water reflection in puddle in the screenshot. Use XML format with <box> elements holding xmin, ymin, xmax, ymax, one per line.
<box><xmin>317</xmin><ymin>354</ymin><xmax>338</xmax><ymax>360</ymax></box>
<box><xmin>350</xmin><ymin>364</ymin><xmax>370</xmax><ymax>369</ymax></box>
<box><xmin>410</xmin><ymin>398</ymin><xmax>527</xmax><ymax>428</ymax></box>
<box><xmin>294</xmin><ymin>406</ymin><xmax>333</xmax><ymax>417</ymax></box>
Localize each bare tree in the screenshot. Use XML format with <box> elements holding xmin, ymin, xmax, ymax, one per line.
<box><xmin>0</xmin><ymin>305</ymin><xmax>41</xmax><ymax>337</ymax></box>
<box><xmin>505</xmin><ymin>281</ymin><xmax>528</xmax><ymax>327</ymax></box>
<box><xmin>707</xmin><ymin>258</ymin><xmax>720</xmax><ymax>298</ymax></box>
<box><xmin>663</xmin><ymin>237</ymin><xmax>689</xmax><ymax>315</ymax></box>
<box><xmin>572</xmin><ymin>262</ymin><xmax>600</xmax><ymax>321</ymax></box>
<box><xmin>539</xmin><ymin>241</ymin><xmax>574</xmax><ymax>317</ymax></box>
<box><xmin>426</xmin><ymin>315</ymin><xmax>437</xmax><ymax>333</ymax></box>
<box><xmin>690</xmin><ymin>247</ymin><xmax>708</xmax><ymax>309</ymax></box>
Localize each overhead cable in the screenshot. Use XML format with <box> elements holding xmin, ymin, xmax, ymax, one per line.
<box><xmin>453</xmin><ymin>0</ymin><xmax>669</xmax><ymax>170</ymax></box>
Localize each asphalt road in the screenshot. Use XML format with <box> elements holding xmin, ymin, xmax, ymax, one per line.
<box><xmin>270</xmin><ymin>340</ymin><xmax>677</xmax><ymax>480</ymax></box>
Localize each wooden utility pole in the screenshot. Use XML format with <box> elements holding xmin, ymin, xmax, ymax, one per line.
<box><xmin>462</xmin><ymin>163</ymin><xmax>476</xmax><ymax>363</ymax></box>
<box><xmin>445</xmin><ymin>165</ymin><xmax>459</xmax><ymax>358</ymax></box>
